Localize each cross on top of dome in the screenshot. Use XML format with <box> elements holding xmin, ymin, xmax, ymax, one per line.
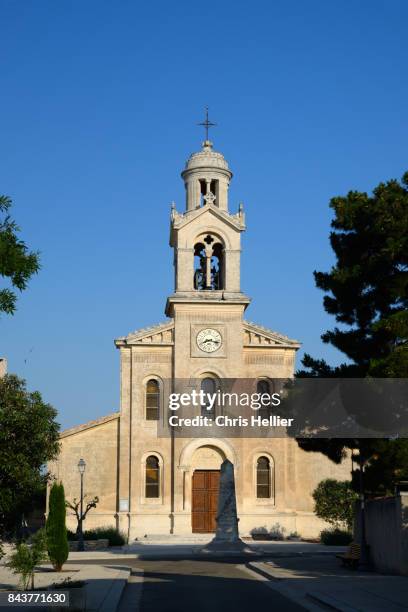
<box><xmin>197</xmin><ymin>106</ymin><xmax>216</xmax><ymax>142</ymax></box>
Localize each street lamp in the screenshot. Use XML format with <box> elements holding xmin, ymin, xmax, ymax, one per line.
<box><xmin>356</xmin><ymin>450</ymin><xmax>373</xmax><ymax>568</ymax></box>
<box><xmin>77</xmin><ymin>458</ymin><xmax>86</xmax><ymax>552</ymax></box>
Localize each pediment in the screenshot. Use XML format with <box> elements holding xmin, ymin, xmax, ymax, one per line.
<box><xmin>171</xmin><ymin>204</ymin><xmax>244</xmax><ymax>242</ymax></box>
<box><xmin>243</xmin><ymin>321</ymin><xmax>301</xmax><ymax>348</ymax></box>
<box><xmin>115</xmin><ymin>321</ymin><xmax>174</xmax><ymax>346</ymax></box>
<box><xmin>60</xmin><ymin>412</ymin><xmax>119</xmax><ymax>439</ymax></box>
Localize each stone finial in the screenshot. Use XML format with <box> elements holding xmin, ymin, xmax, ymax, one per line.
<box><xmin>202</xmin><ymin>139</ymin><xmax>213</xmax><ymax>151</ymax></box>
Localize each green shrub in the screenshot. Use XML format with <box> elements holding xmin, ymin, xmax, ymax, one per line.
<box><xmin>320</xmin><ymin>528</ymin><xmax>353</xmax><ymax>546</ymax></box>
<box><xmin>313</xmin><ymin>479</ymin><xmax>358</xmax><ymax>531</ymax></box>
<box><xmin>66</xmin><ymin>530</ymin><xmax>77</xmax><ymax>541</ymax></box>
<box><xmin>49</xmin><ymin>577</ymin><xmax>86</xmax><ymax>589</ymax></box>
<box><xmin>6</xmin><ymin>528</ymin><xmax>48</xmax><ymax>590</ymax></box>
<box><xmin>83</xmin><ymin>527</ymin><xmax>125</xmax><ymax>546</ymax></box>
<box><xmin>46</xmin><ymin>483</ymin><xmax>69</xmax><ymax>571</ymax></box>
<box><xmin>66</xmin><ymin>525</ymin><xmax>126</xmax><ymax>546</ymax></box>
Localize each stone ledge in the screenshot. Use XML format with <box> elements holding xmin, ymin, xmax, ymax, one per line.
<box><xmin>68</xmin><ymin>539</ymin><xmax>109</xmax><ymax>551</ymax></box>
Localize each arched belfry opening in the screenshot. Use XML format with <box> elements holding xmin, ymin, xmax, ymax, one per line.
<box><xmin>199</xmin><ymin>179</ymin><xmax>219</xmax><ymax>207</ymax></box>
<box><xmin>193</xmin><ymin>241</ymin><xmax>206</xmax><ymax>289</ymax></box>
<box><xmin>193</xmin><ymin>234</ymin><xmax>224</xmax><ymax>290</ymax></box>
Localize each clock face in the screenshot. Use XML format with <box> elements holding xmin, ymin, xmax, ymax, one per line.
<box><xmin>196</xmin><ymin>328</ymin><xmax>222</xmax><ymax>353</ymax></box>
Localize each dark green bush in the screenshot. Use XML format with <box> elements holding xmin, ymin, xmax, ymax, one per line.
<box><xmin>320</xmin><ymin>528</ymin><xmax>353</xmax><ymax>546</ymax></box>
<box><xmin>68</xmin><ymin>526</ymin><xmax>125</xmax><ymax>546</ymax></box>
<box><xmin>46</xmin><ymin>483</ymin><xmax>69</xmax><ymax>571</ymax></box>
<box><xmin>84</xmin><ymin>527</ymin><xmax>125</xmax><ymax>546</ymax></box>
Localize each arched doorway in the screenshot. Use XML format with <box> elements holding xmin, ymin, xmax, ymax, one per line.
<box><xmin>191</xmin><ymin>445</ymin><xmax>224</xmax><ymax>533</ymax></box>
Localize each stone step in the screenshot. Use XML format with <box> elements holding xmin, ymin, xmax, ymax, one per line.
<box><xmin>131</xmin><ymin>534</ymin><xmax>213</xmax><ymax>544</ymax></box>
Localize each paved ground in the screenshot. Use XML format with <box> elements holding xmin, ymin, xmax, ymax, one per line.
<box><xmin>5</xmin><ymin>539</ymin><xmax>406</xmax><ymax>611</ymax></box>
<box><xmin>247</xmin><ymin>555</ymin><xmax>408</xmax><ymax>611</ymax></box>
<box><xmin>116</xmin><ymin>558</ymin><xmax>305</xmax><ymax>612</ymax></box>
<box><xmin>1</xmin><ymin>540</ymin><xmax>344</xmax><ymax>612</ymax></box>
<box><xmin>0</xmin><ymin>562</ymin><xmax>130</xmax><ymax>611</ymax></box>
<box><xmin>68</xmin><ymin>547</ymin><xmax>408</xmax><ymax>612</ymax></box>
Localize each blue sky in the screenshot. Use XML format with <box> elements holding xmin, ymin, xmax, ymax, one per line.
<box><xmin>1</xmin><ymin>1</ymin><xmax>407</xmax><ymax>430</ymax></box>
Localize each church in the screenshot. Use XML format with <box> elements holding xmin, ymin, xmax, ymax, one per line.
<box><xmin>50</xmin><ymin>134</ymin><xmax>349</xmax><ymax>540</ymax></box>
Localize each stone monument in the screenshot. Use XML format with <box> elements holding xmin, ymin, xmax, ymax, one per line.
<box><xmin>203</xmin><ymin>459</ymin><xmax>256</xmax><ymax>553</ymax></box>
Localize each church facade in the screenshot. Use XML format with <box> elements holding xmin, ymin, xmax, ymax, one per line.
<box><xmin>50</xmin><ymin>138</ymin><xmax>349</xmax><ymax>540</ymax></box>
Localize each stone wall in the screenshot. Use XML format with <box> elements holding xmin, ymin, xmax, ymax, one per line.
<box><xmin>355</xmin><ymin>492</ymin><xmax>408</xmax><ymax>575</ymax></box>
<box><xmin>68</xmin><ymin>539</ymin><xmax>109</xmax><ymax>551</ymax></box>
<box><xmin>48</xmin><ymin>414</ymin><xmax>120</xmax><ymax>534</ymax></box>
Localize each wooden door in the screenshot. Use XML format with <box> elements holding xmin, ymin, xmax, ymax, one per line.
<box><xmin>192</xmin><ymin>470</ymin><xmax>220</xmax><ymax>533</ymax></box>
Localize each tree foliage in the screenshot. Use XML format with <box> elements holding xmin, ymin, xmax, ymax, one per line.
<box><xmin>0</xmin><ymin>375</ymin><xmax>60</xmax><ymax>535</ymax></box>
<box><xmin>300</xmin><ymin>171</ymin><xmax>408</xmax><ymax>378</ymax></box>
<box><xmin>297</xmin><ymin>172</ymin><xmax>408</xmax><ymax>491</ymax></box>
<box><xmin>46</xmin><ymin>483</ymin><xmax>68</xmax><ymax>571</ymax></box>
<box><xmin>312</xmin><ymin>479</ymin><xmax>358</xmax><ymax>530</ymax></box>
<box><xmin>354</xmin><ymin>439</ymin><xmax>408</xmax><ymax>496</ymax></box>
<box><xmin>0</xmin><ymin>195</ymin><xmax>40</xmax><ymax>315</ymax></box>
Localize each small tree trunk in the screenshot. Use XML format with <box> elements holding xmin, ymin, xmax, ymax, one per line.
<box><xmin>31</xmin><ymin>572</ymin><xmax>34</xmax><ymax>591</ymax></box>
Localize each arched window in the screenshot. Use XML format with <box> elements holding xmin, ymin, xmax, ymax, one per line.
<box><xmin>257</xmin><ymin>379</ymin><xmax>271</xmax><ymax>418</ymax></box>
<box><xmin>145</xmin><ymin>455</ymin><xmax>160</xmax><ymax>498</ymax></box>
<box><xmin>256</xmin><ymin>456</ymin><xmax>271</xmax><ymax>499</ymax></box>
<box><xmin>257</xmin><ymin>380</ymin><xmax>270</xmax><ymax>395</ymax></box>
<box><xmin>201</xmin><ymin>377</ymin><xmax>216</xmax><ymax>416</ymax></box>
<box><xmin>146</xmin><ymin>379</ymin><xmax>160</xmax><ymax>420</ymax></box>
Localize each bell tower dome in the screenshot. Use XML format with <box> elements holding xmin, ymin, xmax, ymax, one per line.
<box><xmin>181</xmin><ymin>139</ymin><xmax>232</xmax><ymax>212</ymax></box>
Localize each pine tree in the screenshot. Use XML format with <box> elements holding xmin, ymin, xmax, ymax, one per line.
<box><xmin>302</xmin><ymin>171</ymin><xmax>408</xmax><ymax>377</ymax></box>
<box><xmin>297</xmin><ymin>172</ymin><xmax>408</xmax><ymax>492</ymax></box>
<box><xmin>46</xmin><ymin>483</ymin><xmax>69</xmax><ymax>571</ymax></box>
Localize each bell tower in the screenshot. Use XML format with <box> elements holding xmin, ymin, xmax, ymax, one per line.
<box><xmin>165</xmin><ymin>114</ymin><xmax>251</xmax><ymax>378</ymax></box>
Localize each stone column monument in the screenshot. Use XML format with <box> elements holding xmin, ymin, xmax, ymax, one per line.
<box><xmin>203</xmin><ymin>459</ymin><xmax>256</xmax><ymax>553</ymax></box>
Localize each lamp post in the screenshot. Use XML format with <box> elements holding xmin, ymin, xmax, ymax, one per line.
<box><xmin>357</xmin><ymin>449</ymin><xmax>373</xmax><ymax>568</ymax></box>
<box><xmin>77</xmin><ymin>458</ymin><xmax>86</xmax><ymax>552</ymax></box>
